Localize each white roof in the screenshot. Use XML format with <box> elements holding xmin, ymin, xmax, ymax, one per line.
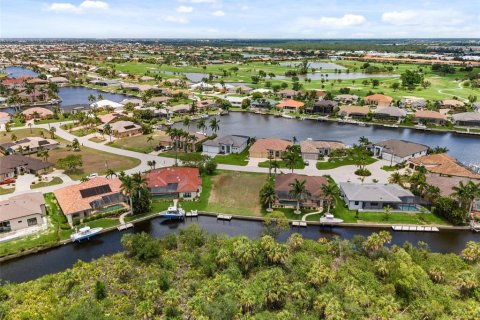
<box><xmin>91</xmin><ymin>99</ymin><xmax>124</xmax><ymax>109</ymax></box>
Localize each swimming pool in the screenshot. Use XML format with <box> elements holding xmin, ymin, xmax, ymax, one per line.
<box><xmin>97</xmin><ymin>204</ymin><xmax>125</xmax><ymax>213</ymax></box>
<box><xmin>397</xmin><ymin>205</ymin><xmax>419</xmax><ymax>212</ymax></box>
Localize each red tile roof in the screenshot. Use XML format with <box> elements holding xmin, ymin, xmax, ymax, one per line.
<box><xmin>143</xmin><ymin>167</ymin><xmax>201</xmax><ymax>193</ymax></box>
<box><xmin>276</xmin><ymin>99</ymin><xmax>305</xmax><ymax>109</ymax></box>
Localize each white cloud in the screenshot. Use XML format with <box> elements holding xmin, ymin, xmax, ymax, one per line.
<box><xmin>45</xmin><ymin>1</ymin><xmax>109</xmax><ymax>14</ymax></box>
<box><xmin>381</xmin><ymin>10</ymin><xmax>418</xmax><ymax>25</ymax></box>
<box><xmin>178</xmin><ymin>0</ymin><xmax>216</xmax><ymax>3</ymax></box>
<box><xmin>164</xmin><ymin>16</ymin><xmax>189</xmax><ymax>24</ymax></box>
<box><xmin>80</xmin><ymin>1</ymin><xmax>109</xmax><ymax>10</ymax></box>
<box><xmin>212</xmin><ymin>10</ymin><xmax>225</xmax><ymax>17</ymax></box>
<box><xmin>176</xmin><ymin>6</ymin><xmax>193</xmax><ymax>13</ymax></box>
<box><xmin>301</xmin><ymin>14</ymin><xmax>366</xmax><ymax>28</ymax></box>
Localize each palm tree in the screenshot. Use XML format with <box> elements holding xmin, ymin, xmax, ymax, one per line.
<box><xmin>289</xmin><ymin>179</ymin><xmax>311</xmax><ymax>214</ymax></box>
<box><xmin>103</xmin><ymin>123</ymin><xmax>112</xmax><ymax>142</ymax></box>
<box><xmin>11</xmin><ymin>133</ymin><xmax>17</xmax><ymax>142</ymax></box>
<box><xmin>97</xmin><ymin>94</ymin><xmax>104</xmax><ymax>101</ymax></box>
<box><xmin>197</xmin><ymin>118</ymin><xmax>207</xmax><ymax>134</ymax></box>
<box><xmin>80</xmin><ymin>176</ymin><xmax>90</xmax><ymax>182</ymax></box>
<box><xmin>452</xmin><ymin>181</ymin><xmax>480</xmax><ymax>213</ymax></box>
<box><xmin>182</xmin><ymin>117</ymin><xmax>190</xmax><ymax>131</ymax></box>
<box><xmin>146</xmin><ymin>135</ymin><xmax>154</xmax><ymax>147</ymax></box>
<box><xmin>120</xmin><ymin>175</ymin><xmax>135</xmax><ymax>214</ymax></box>
<box><xmin>282</xmin><ymin>149</ymin><xmax>298</xmax><ymax>173</ymax></box>
<box><xmin>28</xmin><ymin>122</ymin><xmax>33</xmax><ymax>133</ymax></box>
<box><xmin>49</xmin><ymin>126</ymin><xmax>56</xmax><ymax>139</ymax></box>
<box><xmin>260</xmin><ymin>180</ymin><xmax>277</xmax><ymax>212</ymax></box>
<box><xmin>87</xmin><ymin>94</ymin><xmax>96</xmax><ymax>104</ymax></box>
<box><xmin>388</xmin><ymin>172</ymin><xmax>404</xmax><ymax>186</ymax></box>
<box><xmin>321</xmin><ymin>184</ymin><xmax>339</xmax><ymax>214</ymax></box>
<box><xmin>106</xmin><ymin>169</ymin><xmax>117</xmax><ymax>179</ymax></box>
<box><xmin>271</xmin><ymin>160</ymin><xmax>280</xmax><ymax>175</ymax></box>
<box><xmin>147</xmin><ymin>160</ymin><xmax>157</xmax><ymax>170</ymax></box>
<box><xmin>37</xmin><ymin>149</ymin><xmax>49</xmax><ymax>162</ymax></box>
<box><xmin>358</xmin><ymin>136</ymin><xmax>371</xmax><ymax>146</ymax></box>
<box><xmin>209</xmin><ymin>117</ymin><xmax>220</xmax><ymax>135</ymax></box>
<box><xmin>188</xmin><ymin>134</ymin><xmax>198</xmax><ymax>153</ymax></box>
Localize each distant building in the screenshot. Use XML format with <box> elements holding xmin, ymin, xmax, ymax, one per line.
<box><xmin>452</xmin><ymin>112</ymin><xmax>480</xmax><ymax>127</ymax></box>
<box><xmin>414</xmin><ymin>110</ymin><xmax>448</xmax><ymax>125</ymax></box>
<box><xmin>276</xmin><ymin>99</ymin><xmax>304</xmax><ymax>113</ymax></box>
<box><xmin>98</xmin><ymin>120</ymin><xmax>142</xmax><ymax>138</ymax></box>
<box><xmin>364</xmin><ymin>94</ymin><xmax>393</xmax><ymax>108</ymax></box>
<box><xmin>249</xmin><ymin>138</ymin><xmax>292</xmax><ymax>159</ymax></box>
<box><xmin>300</xmin><ymin>140</ymin><xmax>345</xmax><ymax>159</ymax></box>
<box><xmin>0</xmin><ymin>137</ymin><xmax>59</xmax><ymax>155</ymax></box>
<box><xmin>274</xmin><ymin>173</ymin><xmax>328</xmax><ymax>210</ymax></box>
<box><xmin>409</xmin><ymin>153</ymin><xmax>480</xmax><ymax>180</ymax></box>
<box><xmin>21</xmin><ymin>107</ymin><xmax>54</xmax><ymax>120</ymax></box>
<box><xmin>0</xmin><ymin>155</ymin><xmax>52</xmax><ymax>180</ymax></box>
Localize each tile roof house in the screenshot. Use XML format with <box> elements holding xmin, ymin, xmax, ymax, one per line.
<box><xmin>54</xmin><ymin>177</ymin><xmax>125</xmax><ymax>224</ymax></box>
<box><xmin>249</xmin><ymin>138</ymin><xmax>292</xmax><ymax>159</ymax></box>
<box><xmin>338</xmin><ymin>105</ymin><xmax>370</xmax><ymax>118</ymax></box>
<box><xmin>98</xmin><ymin>120</ymin><xmax>142</xmax><ymax>138</ymax></box>
<box><xmin>276</xmin><ymin>99</ymin><xmax>305</xmax><ymax>112</ymax></box>
<box><xmin>0</xmin><ymin>155</ymin><xmax>52</xmax><ymax>180</ymax></box>
<box><xmin>0</xmin><ymin>192</ymin><xmax>46</xmax><ymax>233</ymax></box>
<box><xmin>275</xmin><ymin>173</ymin><xmax>329</xmax><ymax>209</ymax></box>
<box><xmin>0</xmin><ymin>137</ymin><xmax>59</xmax><ymax>155</ymax></box>
<box><xmin>277</xmin><ymin>89</ymin><xmax>299</xmax><ymax>99</ymax></box>
<box><xmin>334</xmin><ymin>94</ymin><xmax>359</xmax><ymax>104</ymax></box>
<box><xmin>300</xmin><ymin>140</ymin><xmax>345</xmax><ymax>160</ymax></box>
<box><xmin>98</xmin><ymin>112</ymin><xmax>122</xmax><ymax>124</ymax></box>
<box><xmin>452</xmin><ymin>112</ymin><xmax>480</xmax><ymax>127</ymax></box>
<box><xmin>373</xmin><ymin>107</ymin><xmax>407</xmax><ymax>121</ymax></box>
<box><xmin>202</xmin><ymin>135</ymin><xmax>249</xmax><ymax>155</ymax></box>
<box><xmin>339</xmin><ymin>182</ymin><xmax>416</xmax><ymax>211</ymax></box>
<box><xmin>409</xmin><ymin>153</ymin><xmax>480</xmax><ymax>179</ymax></box>
<box><xmin>441</xmin><ymin>99</ymin><xmax>465</xmax><ymax>110</ymax></box>
<box><xmin>425</xmin><ymin>174</ymin><xmax>473</xmax><ymax>197</ymax></box>
<box><xmin>371</xmin><ymin>139</ymin><xmax>429</xmax><ymax>164</ymax></box>
<box><xmin>307</xmin><ymin>100</ymin><xmax>338</xmax><ymax>114</ymax></box>
<box><xmin>143</xmin><ymin>167</ymin><xmax>202</xmax><ymax>200</ymax></box>
<box><xmin>364</xmin><ymin>94</ymin><xmax>393</xmax><ymax>108</ymax></box>
<box><xmin>414</xmin><ymin>110</ymin><xmax>448</xmax><ymax>124</ymax></box>
<box><xmin>21</xmin><ymin>107</ymin><xmax>54</xmax><ymax>120</ymax></box>
<box><xmin>251</xmin><ymin>98</ymin><xmax>277</xmax><ymax>109</ymax></box>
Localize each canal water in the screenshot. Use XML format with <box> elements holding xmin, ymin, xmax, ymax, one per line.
<box><xmin>175</xmin><ymin>112</ymin><xmax>480</xmax><ymax>165</ymax></box>
<box><xmin>58</xmin><ymin>87</ymin><xmax>130</xmax><ymax>111</ymax></box>
<box><xmin>0</xmin><ymin>216</ymin><xmax>478</xmax><ymax>283</ymax></box>
<box><xmin>2</xmin><ymin>66</ymin><xmax>39</xmax><ymax>78</ymax></box>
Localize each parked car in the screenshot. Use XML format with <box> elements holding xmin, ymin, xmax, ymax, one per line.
<box><xmin>87</xmin><ymin>173</ymin><xmax>98</xmax><ymax>179</ymax></box>
<box><xmin>304</xmin><ymin>160</ymin><xmax>310</xmax><ymax>166</ymax></box>
<box><xmin>154</xmin><ymin>145</ymin><xmax>165</xmax><ymax>152</ymax></box>
<box><xmin>0</xmin><ymin>178</ymin><xmax>15</xmax><ymax>185</ymax></box>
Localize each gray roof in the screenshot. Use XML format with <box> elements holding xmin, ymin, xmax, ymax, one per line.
<box><xmin>374</xmin><ymin>139</ymin><xmax>429</xmax><ymax>158</ymax></box>
<box><xmin>374</xmin><ymin>107</ymin><xmax>407</xmax><ymax>118</ymax></box>
<box><xmin>452</xmin><ymin>112</ymin><xmax>480</xmax><ymax>122</ymax></box>
<box><xmin>0</xmin><ymin>155</ymin><xmax>52</xmax><ymax>175</ymax></box>
<box><xmin>339</xmin><ymin>183</ymin><xmax>414</xmax><ymax>202</ymax></box>
<box><xmin>0</xmin><ymin>192</ymin><xmax>45</xmax><ymax>221</ymax></box>
<box><xmin>203</xmin><ymin>135</ymin><xmax>249</xmax><ymax>148</ymax></box>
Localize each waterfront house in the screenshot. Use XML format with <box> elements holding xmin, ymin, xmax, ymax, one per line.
<box><xmin>307</xmin><ymin>100</ymin><xmax>338</xmax><ymax>115</ymax></box>
<box><xmin>251</xmin><ymin>98</ymin><xmax>277</xmax><ymax>110</ymax></box>
<box><xmin>414</xmin><ymin>110</ymin><xmax>448</xmax><ymax>125</ymax></box>
<box><xmin>98</xmin><ymin>120</ymin><xmax>142</xmax><ymax>138</ymax></box>
<box><xmin>148</xmin><ymin>96</ymin><xmax>171</xmax><ymax>105</ymax></box>
<box><xmin>338</xmin><ymin>105</ymin><xmax>370</xmax><ymax>118</ymax></box>
<box><xmin>425</xmin><ymin>175</ymin><xmax>475</xmax><ymax>197</ymax></box>
<box><xmin>202</xmin><ymin>135</ymin><xmax>249</xmax><ymax>155</ymax></box>
<box><xmin>441</xmin><ymin>99</ymin><xmax>465</xmax><ymax>110</ymax></box>
<box><xmin>121</xmin><ymin>98</ymin><xmax>143</xmax><ymax>106</ymax></box>
<box><xmin>339</xmin><ymin>182</ymin><xmax>417</xmax><ymax>211</ymax></box>
<box><xmin>249</xmin><ymin>138</ymin><xmax>292</xmax><ymax>159</ymax></box>
<box><xmin>48</xmin><ymin>77</ymin><xmax>68</xmax><ymax>84</ymax></box>
<box><xmin>276</xmin><ymin>99</ymin><xmax>304</xmax><ymax>113</ymax></box>
<box><xmin>196</xmin><ymin>99</ymin><xmax>217</xmax><ymax>110</ymax></box>
<box><xmin>233</xmin><ymin>85</ymin><xmax>253</xmax><ymax>94</ymax></box>
<box><xmin>0</xmin><ymin>155</ymin><xmax>52</xmax><ymax>180</ymax></box>
<box><xmin>370</xmin><ymin>139</ymin><xmax>429</xmax><ymax>164</ymax></box>
<box><xmin>277</xmin><ymin>89</ymin><xmax>298</xmax><ymax>99</ymax></box>
<box><xmin>98</xmin><ymin>113</ymin><xmax>122</xmax><ymax>124</ymax></box>
<box><xmin>226</xmin><ymin>96</ymin><xmax>246</xmax><ymax>108</ymax></box>
<box><xmin>21</xmin><ymin>107</ymin><xmax>54</xmax><ymax>120</ymax></box>
<box><xmin>0</xmin><ymin>137</ymin><xmax>59</xmax><ymax>155</ymax></box>
<box><xmin>274</xmin><ymin>173</ymin><xmax>328</xmax><ymax>209</ymax></box>
<box><xmin>334</xmin><ymin>94</ymin><xmax>359</xmax><ymax>104</ymax></box>
<box><xmin>91</xmin><ymin>99</ymin><xmax>124</xmax><ymax>111</ymax></box>
<box><xmin>409</xmin><ymin>153</ymin><xmax>480</xmax><ymax>179</ymax></box>
<box><xmin>452</xmin><ymin>112</ymin><xmax>480</xmax><ymax>127</ymax></box>
<box><xmin>364</xmin><ymin>94</ymin><xmax>393</xmax><ymax>108</ymax></box>
<box><xmin>373</xmin><ymin>106</ymin><xmax>407</xmax><ymax>121</ymax></box>
<box><xmin>90</xmin><ymin>79</ymin><xmax>120</xmax><ymax>87</ymax></box>
<box><xmin>300</xmin><ymin>139</ymin><xmax>345</xmax><ymax>159</ymax></box>
<box><xmin>54</xmin><ymin>177</ymin><xmax>126</xmax><ymax>225</ymax></box>
<box><xmin>402</xmin><ymin>96</ymin><xmax>426</xmax><ymax>109</ymax></box>
<box><xmin>166</xmin><ymin>104</ymin><xmax>190</xmax><ymax>114</ymax></box>
<box><xmin>0</xmin><ymin>193</ymin><xmax>46</xmax><ymax>234</ymax></box>
<box><xmin>143</xmin><ymin>167</ymin><xmax>202</xmax><ymax>200</ymax></box>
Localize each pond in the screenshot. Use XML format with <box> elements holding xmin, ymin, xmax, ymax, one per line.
<box><xmin>1</xmin><ymin>66</ymin><xmax>39</xmax><ymax>78</ymax></box>
<box><xmin>174</xmin><ymin>112</ymin><xmax>480</xmax><ymax>165</ymax></box>
<box><xmin>156</xmin><ymin>70</ymin><xmax>209</xmax><ymax>83</ymax></box>
<box><xmin>274</xmin><ymin>72</ymin><xmax>399</xmax><ymax>81</ymax></box>
<box><xmin>0</xmin><ymin>215</ymin><xmax>478</xmax><ymax>283</ymax></box>
<box><xmin>280</xmin><ymin>61</ymin><xmax>347</xmax><ymax>70</ymax></box>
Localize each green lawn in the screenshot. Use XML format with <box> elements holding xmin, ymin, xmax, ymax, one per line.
<box><xmin>31</xmin><ymin>177</ymin><xmax>63</xmax><ymax>189</ymax></box>
<box><xmin>381</xmin><ymin>165</ymin><xmax>398</xmax><ymax>172</ymax></box>
<box><xmin>213</xmin><ymin>149</ymin><xmax>249</xmax><ymax>166</ymax></box>
<box><xmin>258</xmin><ymin>159</ymin><xmax>305</xmax><ymax>170</ymax></box>
<box><xmin>70</xmin><ymin>127</ymin><xmax>97</xmax><ymax>137</ymax></box>
<box><xmin>316</xmin><ymin>156</ymin><xmax>377</xmax><ymax>170</ymax></box>
<box><xmin>0</xmin><ymin>187</ymin><xmax>15</xmax><ymax>195</ymax></box>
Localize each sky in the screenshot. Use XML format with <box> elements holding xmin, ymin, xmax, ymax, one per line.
<box><xmin>0</xmin><ymin>0</ymin><xmax>479</xmax><ymax>38</ymax></box>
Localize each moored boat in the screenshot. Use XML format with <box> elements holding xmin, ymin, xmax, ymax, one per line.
<box><xmin>159</xmin><ymin>204</ymin><xmax>185</xmax><ymax>220</ymax></box>
<box><xmin>70</xmin><ymin>226</ymin><xmax>103</xmax><ymax>242</ymax></box>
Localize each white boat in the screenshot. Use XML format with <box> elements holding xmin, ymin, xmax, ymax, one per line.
<box><xmin>358</xmin><ymin>122</ymin><xmax>367</xmax><ymax>127</ymax></box>
<box><xmin>415</xmin><ymin>124</ymin><xmax>427</xmax><ymax>129</ymax></box>
<box><xmin>159</xmin><ymin>205</ymin><xmax>185</xmax><ymax>220</ymax></box>
<box><xmin>200</xmin><ymin>114</ymin><xmax>209</xmax><ymax>119</ymax></box>
<box><xmin>70</xmin><ymin>226</ymin><xmax>103</xmax><ymax>242</ymax></box>
<box><xmin>165</xmin><ymin>120</ymin><xmax>174</xmax><ymax>126</ymax></box>
<box><xmin>319</xmin><ymin>213</ymin><xmax>343</xmax><ymax>225</ymax></box>
<box><xmin>282</xmin><ymin>114</ymin><xmax>294</xmax><ymax>119</ymax></box>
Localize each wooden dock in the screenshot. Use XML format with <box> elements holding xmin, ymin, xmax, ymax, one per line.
<box><xmin>117</xmin><ymin>223</ymin><xmax>133</xmax><ymax>231</ymax></box>
<box><xmin>291</xmin><ymin>221</ymin><xmax>307</xmax><ymax>227</ymax></box>
<box><xmin>217</xmin><ymin>214</ymin><xmax>232</xmax><ymax>221</ymax></box>
<box><xmin>186</xmin><ymin>210</ymin><xmax>199</xmax><ymax>218</ymax></box>
<box><xmin>470</xmin><ymin>222</ymin><xmax>480</xmax><ymax>232</ymax></box>
<box><xmin>392</xmin><ymin>225</ymin><xmax>439</xmax><ymax>232</ymax></box>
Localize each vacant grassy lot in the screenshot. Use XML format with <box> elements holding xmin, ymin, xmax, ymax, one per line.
<box><xmin>214</xmin><ymin>149</ymin><xmax>249</xmax><ymax>166</ymax></box>
<box><xmin>0</xmin><ymin>128</ymin><xmax>53</xmax><ymax>144</ymax></box>
<box><xmin>258</xmin><ymin>158</ymin><xmax>305</xmax><ymax>170</ymax></box>
<box><xmin>316</xmin><ymin>156</ymin><xmax>377</xmax><ymax>170</ymax></box>
<box><xmin>108</xmin><ymin>133</ymin><xmax>169</xmax><ymax>154</ymax></box>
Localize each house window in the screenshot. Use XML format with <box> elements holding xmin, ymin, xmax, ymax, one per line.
<box><xmin>18</xmin><ymin>220</ymin><xmax>22</xmax><ymax>223</ymax></box>
<box><xmin>371</xmin><ymin>202</ymin><xmax>378</xmax><ymax>206</ymax></box>
<box><xmin>183</xmin><ymin>192</ymin><xmax>192</xmax><ymax>198</ymax></box>
<box><xmin>354</xmin><ymin>201</ymin><xmax>359</xmax><ymax>205</ymax></box>
<box><xmin>27</xmin><ymin>218</ymin><xmax>38</xmax><ymax>226</ymax></box>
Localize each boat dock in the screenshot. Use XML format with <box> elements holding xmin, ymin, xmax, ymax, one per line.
<box><xmin>217</xmin><ymin>214</ymin><xmax>232</xmax><ymax>221</ymax></box>
<box><xmin>117</xmin><ymin>223</ymin><xmax>133</xmax><ymax>231</ymax></box>
<box><xmin>291</xmin><ymin>221</ymin><xmax>307</xmax><ymax>227</ymax></box>
<box><xmin>186</xmin><ymin>210</ymin><xmax>199</xmax><ymax>218</ymax></box>
<box><xmin>470</xmin><ymin>221</ymin><xmax>480</xmax><ymax>232</ymax></box>
<box><xmin>392</xmin><ymin>225</ymin><xmax>439</xmax><ymax>232</ymax></box>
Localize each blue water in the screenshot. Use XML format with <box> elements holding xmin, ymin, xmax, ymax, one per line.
<box><xmin>58</xmin><ymin>87</ymin><xmax>131</xmax><ymax>110</ymax></box>
<box><xmin>280</xmin><ymin>61</ymin><xmax>347</xmax><ymax>70</ymax></box>
<box><xmin>2</xmin><ymin>66</ymin><xmax>39</xmax><ymax>78</ymax></box>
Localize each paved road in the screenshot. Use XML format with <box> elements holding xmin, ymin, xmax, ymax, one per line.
<box><xmin>6</xmin><ymin>122</ymin><xmax>395</xmax><ymax>199</ymax></box>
